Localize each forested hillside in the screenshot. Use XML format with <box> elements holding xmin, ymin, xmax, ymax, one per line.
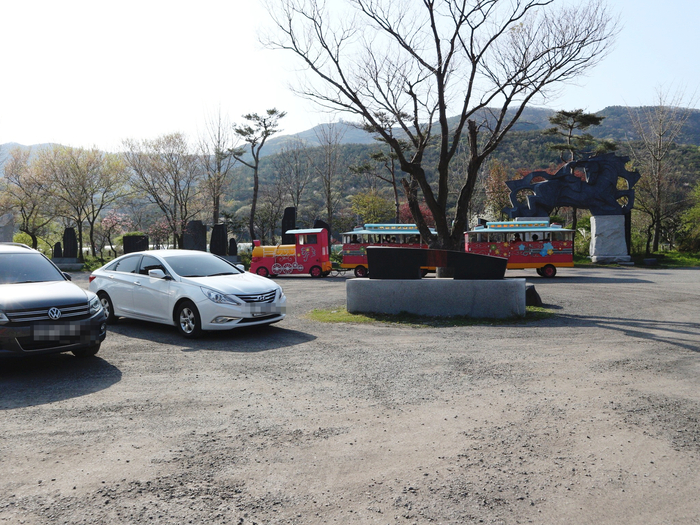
<box><xmin>262</xmin><ymin>106</ymin><xmax>700</xmax><ymax>155</ymax></box>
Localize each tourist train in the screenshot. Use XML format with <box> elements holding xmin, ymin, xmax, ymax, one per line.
<box><xmin>249</xmin><ymin>219</ymin><xmax>573</xmax><ymax>279</ymax></box>
<box><xmin>340</xmin><ymin>223</ymin><xmax>436</xmax><ymax>277</ymax></box>
<box><xmin>249</xmin><ymin>228</ymin><xmax>332</xmax><ymax>278</ymax></box>
<box><xmin>464</xmin><ymin>219</ymin><xmax>574</xmax><ymax>277</ymax></box>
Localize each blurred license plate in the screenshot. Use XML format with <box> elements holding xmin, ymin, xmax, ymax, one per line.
<box><xmin>33</xmin><ymin>324</ymin><xmax>82</xmax><ymax>340</ymax></box>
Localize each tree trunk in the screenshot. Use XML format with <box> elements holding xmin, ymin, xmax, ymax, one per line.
<box><xmin>213</xmin><ymin>194</ymin><xmax>220</xmax><ymax>225</ymax></box>
<box><xmin>249</xmin><ymin>168</ymin><xmax>259</xmax><ymax>241</ymax></box>
<box><xmin>393</xmin><ymin>183</ymin><xmax>400</xmax><ymax>224</ymax></box>
<box><xmin>652</xmin><ymin>219</ymin><xmax>662</xmax><ymax>253</ymax></box>
<box><xmin>77</xmin><ymin>223</ymin><xmax>84</xmax><ymax>262</ymax></box>
<box><xmin>89</xmin><ymin>222</ymin><xmax>97</xmax><ymax>258</ymax></box>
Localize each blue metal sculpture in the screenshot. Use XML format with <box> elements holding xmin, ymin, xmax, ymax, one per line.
<box><xmin>503</xmin><ymin>153</ymin><xmax>640</xmax><ymax>218</ymax></box>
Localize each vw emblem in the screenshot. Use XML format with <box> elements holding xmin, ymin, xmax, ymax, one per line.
<box><xmin>48</xmin><ymin>307</ymin><xmax>62</xmax><ymax>320</ymax></box>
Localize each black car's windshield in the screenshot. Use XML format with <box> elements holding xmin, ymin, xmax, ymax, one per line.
<box><xmin>0</xmin><ymin>253</ymin><xmax>66</xmax><ymax>284</ymax></box>
<box><xmin>162</xmin><ymin>254</ymin><xmax>243</xmax><ymax>278</ymax></box>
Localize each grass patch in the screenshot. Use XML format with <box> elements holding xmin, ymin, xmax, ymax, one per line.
<box><xmin>636</xmin><ymin>251</ymin><xmax>700</xmax><ymax>267</ymax></box>
<box><xmin>574</xmin><ymin>251</ymin><xmax>700</xmax><ymax>268</ymax></box>
<box><xmin>306</xmin><ymin>306</ymin><xmax>553</xmax><ymax>327</ymax></box>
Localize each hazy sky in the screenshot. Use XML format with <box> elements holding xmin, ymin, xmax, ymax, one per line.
<box><xmin>1</xmin><ymin>0</ymin><xmax>698</xmax><ymax>151</ymax></box>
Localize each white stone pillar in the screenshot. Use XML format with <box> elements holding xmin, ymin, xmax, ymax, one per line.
<box><xmin>590</xmin><ymin>215</ymin><xmax>631</xmax><ymax>263</ymax></box>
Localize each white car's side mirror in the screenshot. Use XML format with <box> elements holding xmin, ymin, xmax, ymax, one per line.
<box><xmin>148</xmin><ymin>269</ymin><xmax>167</xmax><ymax>279</ymax></box>
<box><xmin>235</xmin><ymin>264</ymin><xmax>245</xmax><ymax>272</ymax></box>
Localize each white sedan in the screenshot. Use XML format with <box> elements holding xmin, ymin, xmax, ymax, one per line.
<box><xmin>88</xmin><ymin>250</ymin><xmax>286</xmax><ymax>337</ymax></box>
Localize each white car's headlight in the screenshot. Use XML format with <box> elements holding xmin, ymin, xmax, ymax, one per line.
<box><xmin>277</xmin><ymin>288</ymin><xmax>286</xmax><ymax>301</ymax></box>
<box><xmin>202</xmin><ymin>288</ymin><xmax>244</xmax><ymax>305</ymax></box>
<box><xmin>89</xmin><ymin>295</ymin><xmax>102</xmax><ymax>314</ymax></box>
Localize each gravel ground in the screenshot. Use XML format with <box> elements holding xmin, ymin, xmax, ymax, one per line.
<box><xmin>1</xmin><ymin>267</ymin><xmax>699</xmax><ymax>524</ymax></box>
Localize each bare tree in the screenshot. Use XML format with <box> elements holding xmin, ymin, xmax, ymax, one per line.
<box><xmin>82</xmin><ymin>153</ymin><xmax>130</xmax><ymax>257</ymax></box>
<box><xmin>198</xmin><ymin>109</ymin><xmax>238</xmax><ymax>225</ymax></box>
<box><xmin>272</xmin><ymin>138</ymin><xmax>313</xmax><ymax>209</ymax></box>
<box><xmin>35</xmin><ymin>146</ymin><xmax>89</xmax><ymax>258</ymax></box>
<box><xmin>311</xmin><ymin>122</ymin><xmax>347</xmax><ymax>234</ymax></box>
<box><xmin>255</xmin><ymin>179</ymin><xmax>287</xmax><ymax>245</ymax></box>
<box><xmin>232</xmin><ymin>109</ymin><xmax>286</xmax><ymax>241</ymax></box>
<box><xmin>484</xmin><ymin>159</ymin><xmax>512</xmax><ymax>220</ymax></box>
<box><xmin>349</xmin><ymin>146</ymin><xmax>404</xmax><ymax>223</ymax></box>
<box><xmin>627</xmin><ymin>88</ymin><xmax>696</xmax><ymax>254</ymax></box>
<box><xmin>361</xmin><ymin>111</ymin><xmax>412</xmax><ymax>224</ymax></box>
<box><xmin>36</xmin><ymin>146</ymin><xmax>128</xmax><ymax>259</ymax></box>
<box><xmin>263</xmin><ymin>0</ymin><xmax>618</xmax><ymax>250</ymax></box>
<box><xmin>2</xmin><ymin>147</ymin><xmax>57</xmax><ymax>249</ymax></box>
<box><xmin>123</xmin><ymin>133</ymin><xmax>204</xmax><ymax>248</ymax></box>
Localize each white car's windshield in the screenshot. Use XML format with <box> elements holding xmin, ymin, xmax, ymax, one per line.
<box><xmin>0</xmin><ymin>253</ymin><xmax>66</xmax><ymax>284</ymax></box>
<box><xmin>163</xmin><ymin>254</ymin><xmax>243</xmax><ymax>278</ymax></box>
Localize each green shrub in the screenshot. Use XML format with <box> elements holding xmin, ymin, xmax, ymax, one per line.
<box><xmin>12</xmin><ymin>232</ymin><xmax>52</xmax><ymax>256</ymax></box>
<box><xmin>239</xmin><ymin>251</ymin><xmax>251</xmax><ymax>269</ymax></box>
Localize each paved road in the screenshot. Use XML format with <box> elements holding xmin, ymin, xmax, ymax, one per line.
<box><xmin>1</xmin><ymin>267</ymin><xmax>699</xmax><ymax>524</ymax></box>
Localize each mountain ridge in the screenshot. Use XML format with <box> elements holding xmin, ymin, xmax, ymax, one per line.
<box><xmin>3</xmin><ymin>106</ymin><xmax>700</xmax><ymax>163</ymax></box>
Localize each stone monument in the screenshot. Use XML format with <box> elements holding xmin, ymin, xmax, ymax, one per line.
<box><xmin>53</xmin><ymin>227</ymin><xmax>83</xmax><ymax>270</ymax></box>
<box><xmin>313</xmin><ymin>219</ymin><xmax>332</xmax><ymax>251</ymax></box>
<box><xmin>0</xmin><ymin>213</ymin><xmax>14</xmax><ymax>242</ymax></box>
<box><xmin>209</xmin><ymin>224</ymin><xmax>228</xmax><ymax>256</ymax></box>
<box><xmin>63</xmin><ymin>228</ymin><xmax>78</xmax><ymax>258</ymax></box>
<box><xmin>183</xmin><ymin>220</ymin><xmax>207</xmax><ymax>251</ymax></box>
<box><xmin>123</xmin><ymin>235</ymin><xmax>149</xmax><ymax>254</ymax></box>
<box><xmin>281</xmin><ymin>207</ymin><xmax>297</xmax><ymax>245</ymax></box>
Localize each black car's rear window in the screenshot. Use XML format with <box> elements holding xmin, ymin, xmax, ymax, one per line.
<box><xmin>0</xmin><ymin>253</ymin><xmax>66</xmax><ymax>284</ymax></box>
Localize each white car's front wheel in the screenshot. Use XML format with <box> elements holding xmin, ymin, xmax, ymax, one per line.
<box><xmin>98</xmin><ymin>292</ymin><xmax>117</xmax><ymax>324</ymax></box>
<box><xmin>176</xmin><ymin>301</ymin><xmax>202</xmax><ymax>338</ymax></box>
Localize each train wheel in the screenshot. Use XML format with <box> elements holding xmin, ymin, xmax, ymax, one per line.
<box><xmin>256</xmin><ymin>266</ymin><xmax>270</xmax><ymax>278</ymax></box>
<box><xmin>536</xmin><ymin>267</ymin><xmax>544</xmax><ymax>276</ymax></box>
<box><xmin>541</xmin><ymin>264</ymin><xmax>557</xmax><ymax>278</ymax></box>
<box><xmin>310</xmin><ymin>265</ymin><xmax>323</xmax><ymax>278</ymax></box>
<box><xmin>354</xmin><ymin>266</ymin><xmax>368</xmax><ymax>278</ymax></box>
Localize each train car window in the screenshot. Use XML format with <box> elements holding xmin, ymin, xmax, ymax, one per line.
<box><xmin>298</xmin><ymin>234</ymin><xmax>318</xmax><ymax>245</ymax></box>
<box><xmin>488</xmin><ymin>233</ymin><xmax>504</xmax><ymax>243</ymax></box>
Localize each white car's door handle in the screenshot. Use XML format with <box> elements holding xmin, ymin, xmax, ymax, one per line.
<box><xmin>134</xmin><ymin>281</ymin><xmax>141</xmax><ymax>286</ymax></box>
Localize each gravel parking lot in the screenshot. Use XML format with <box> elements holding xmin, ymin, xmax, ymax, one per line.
<box><xmin>2</xmin><ymin>267</ymin><xmax>700</xmax><ymax>524</ymax></box>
